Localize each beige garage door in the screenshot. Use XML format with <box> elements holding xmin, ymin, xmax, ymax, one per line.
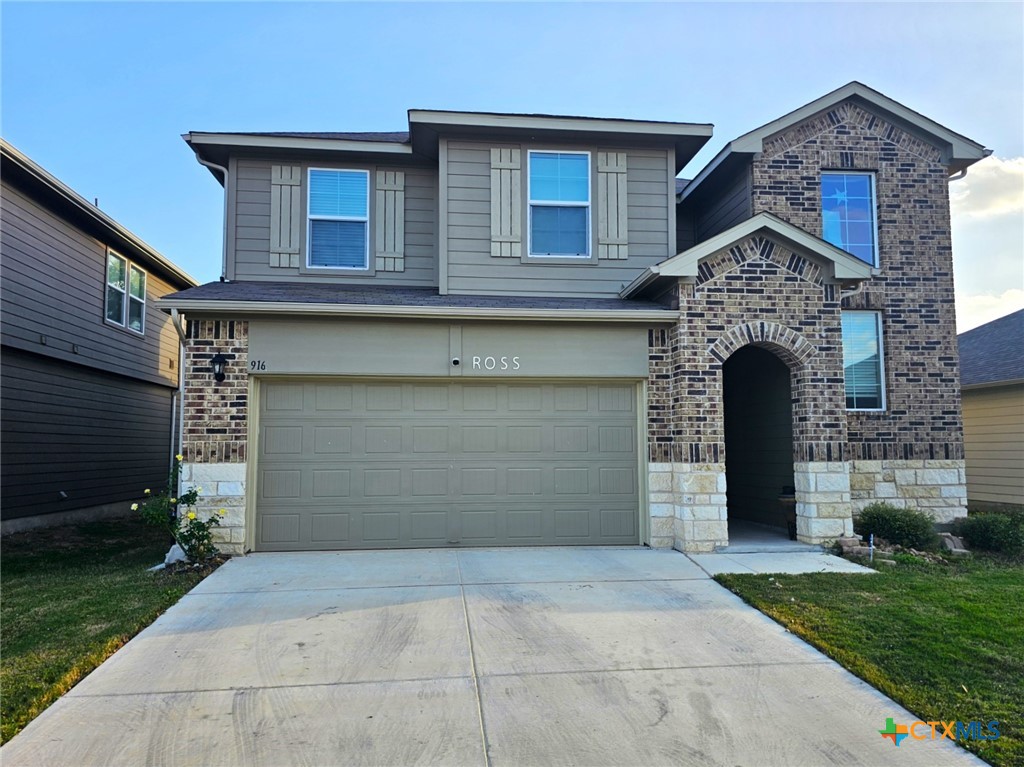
<box><xmin>256</xmin><ymin>380</ymin><xmax>640</xmax><ymax>550</ymax></box>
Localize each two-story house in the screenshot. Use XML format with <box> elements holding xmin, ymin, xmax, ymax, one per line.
<box><xmin>1</xmin><ymin>140</ymin><xmax>197</xmax><ymax>532</ymax></box>
<box><xmin>163</xmin><ymin>82</ymin><xmax>988</xmax><ymax>555</ymax></box>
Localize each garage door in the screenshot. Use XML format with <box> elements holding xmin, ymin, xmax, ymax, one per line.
<box><xmin>256</xmin><ymin>381</ymin><xmax>640</xmax><ymax>550</ymax></box>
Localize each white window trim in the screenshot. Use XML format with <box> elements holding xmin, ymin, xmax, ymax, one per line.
<box><xmin>822</xmin><ymin>170</ymin><xmax>879</xmax><ymax>268</ymax></box>
<box><xmin>306</xmin><ymin>167</ymin><xmax>370</xmax><ymax>271</ymax></box>
<box><xmin>843</xmin><ymin>310</ymin><xmax>887</xmax><ymax>412</ymax></box>
<box><xmin>104</xmin><ymin>249</ymin><xmax>146</xmax><ymax>336</ymax></box>
<box><xmin>527</xmin><ymin>150</ymin><xmax>591</xmax><ymax>259</ymax></box>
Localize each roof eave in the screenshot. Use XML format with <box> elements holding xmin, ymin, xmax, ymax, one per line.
<box><xmin>158</xmin><ymin>298</ymin><xmax>679</xmax><ymax>324</ymax></box>
<box><xmin>184</xmin><ymin>132</ymin><xmax>414</xmax><ymax>156</ymax></box>
<box><xmin>962</xmin><ymin>378</ymin><xmax>1024</xmax><ymax>391</ymax></box>
<box><xmin>408</xmin><ymin>110</ymin><xmax>714</xmax><ymax>171</ymax></box>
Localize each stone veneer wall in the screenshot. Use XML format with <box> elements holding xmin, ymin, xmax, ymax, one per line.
<box><xmin>850</xmin><ymin>459</ymin><xmax>967</xmax><ymax>523</ymax></box>
<box><xmin>181</xmin><ymin>320</ymin><xmax>249</xmax><ymax>555</ymax></box>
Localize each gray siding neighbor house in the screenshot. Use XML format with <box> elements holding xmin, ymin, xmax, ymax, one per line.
<box><xmin>958</xmin><ymin>310</ymin><xmax>1024</xmax><ymax>509</ymax></box>
<box><xmin>1</xmin><ymin>140</ymin><xmax>197</xmax><ymax>532</ymax></box>
<box><xmin>165</xmin><ymin>82</ymin><xmax>989</xmax><ymax>555</ymax></box>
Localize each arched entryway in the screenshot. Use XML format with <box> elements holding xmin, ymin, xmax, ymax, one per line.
<box><xmin>723</xmin><ymin>346</ymin><xmax>795</xmax><ymax>543</ymax></box>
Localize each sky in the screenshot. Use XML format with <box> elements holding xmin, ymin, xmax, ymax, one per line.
<box><xmin>2</xmin><ymin>1</ymin><xmax>1022</xmax><ymax>331</ymax></box>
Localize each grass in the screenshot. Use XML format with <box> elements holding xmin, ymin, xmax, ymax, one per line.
<box><xmin>1</xmin><ymin>515</ymin><xmax>208</xmax><ymax>744</ymax></box>
<box><xmin>717</xmin><ymin>552</ymin><xmax>1024</xmax><ymax>766</ymax></box>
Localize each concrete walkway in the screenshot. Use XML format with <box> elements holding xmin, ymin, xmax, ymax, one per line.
<box><xmin>2</xmin><ymin>548</ymin><xmax>980</xmax><ymax>766</ymax></box>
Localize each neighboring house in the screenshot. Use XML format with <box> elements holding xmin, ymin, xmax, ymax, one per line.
<box><xmin>0</xmin><ymin>140</ymin><xmax>197</xmax><ymax>533</ymax></box>
<box><xmin>164</xmin><ymin>81</ymin><xmax>988</xmax><ymax>555</ymax></box>
<box><xmin>958</xmin><ymin>309</ymin><xmax>1024</xmax><ymax>510</ymax></box>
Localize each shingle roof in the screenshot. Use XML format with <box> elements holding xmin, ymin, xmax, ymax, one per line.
<box><xmin>164</xmin><ymin>281</ymin><xmax>670</xmax><ymax>312</ymax></box>
<box><xmin>958</xmin><ymin>309</ymin><xmax>1024</xmax><ymax>386</ymax></box>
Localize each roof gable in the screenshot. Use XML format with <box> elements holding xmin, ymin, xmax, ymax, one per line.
<box><xmin>731</xmin><ymin>82</ymin><xmax>987</xmax><ymax>166</ymax></box>
<box><xmin>681</xmin><ymin>82</ymin><xmax>989</xmax><ymax>204</ymax></box>
<box><xmin>621</xmin><ymin>213</ymin><xmax>872</xmax><ymax>298</ymax></box>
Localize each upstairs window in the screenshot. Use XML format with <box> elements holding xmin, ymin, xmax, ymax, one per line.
<box><xmin>105</xmin><ymin>250</ymin><xmax>146</xmax><ymax>334</ymax></box>
<box><xmin>821</xmin><ymin>171</ymin><xmax>878</xmax><ymax>267</ymax></box>
<box><xmin>841</xmin><ymin>311</ymin><xmax>885</xmax><ymax>411</ymax></box>
<box><xmin>308</xmin><ymin>168</ymin><xmax>369</xmax><ymax>269</ymax></box>
<box><xmin>529</xmin><ymin>151</ymin><xmax>590</xmax><ymax>257</ymax></box>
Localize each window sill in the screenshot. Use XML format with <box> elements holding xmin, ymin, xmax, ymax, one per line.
<box><xmin>524</xmin><ymin>253</ymin><xmax>596</xmax><ymax>265</ymax></box>
<box><xmin>103</xmin><ymin>319</ymin><xmax>145</xmax><ymax>337</ymax></box>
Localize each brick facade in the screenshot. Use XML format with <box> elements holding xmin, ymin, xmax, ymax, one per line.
<box><xmin>644</xmin><ymin>99</ymin><xmax>967</xmax><ymax>552</ymax></box>
<box><xmin>181</xmin><ymin>320</ymin><xmax>250</xmax><ymax>554</ymax></box>
<box><xmin>751</xmin><ymin>100</ymin><xmax>964</xmax><ymax>461</ymax></box>
<box><xmin>646</xmin><ymin>235</ymin><xmax>854</xmax><ymax>548</ymax></box>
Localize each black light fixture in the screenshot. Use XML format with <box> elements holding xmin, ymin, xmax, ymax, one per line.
<box><xmin>211</xmin><ymin>353</ymin><xmax>227</xmax><ymax>383</ymax></box>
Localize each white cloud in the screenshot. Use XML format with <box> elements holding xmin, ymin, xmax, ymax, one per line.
<box><xmin>955</xmin><ymin>288</ymin><xmax>1024</xmax><ymax>332</ymax></box>
<box><xmin>949</xmin><ymin>155</ymin><xmax>1024</xmax><ymax>219</ymax></box>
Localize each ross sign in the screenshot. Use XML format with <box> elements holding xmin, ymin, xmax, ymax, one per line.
<box><xmin>470</xmin><ymin>355</ymin><xmax>521</xmax><ymax>371</ymax></box>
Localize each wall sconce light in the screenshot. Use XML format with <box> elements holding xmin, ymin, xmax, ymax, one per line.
<box><xmin>211</xmin><ymin>353</ymin><xmax>227</xmax><ymax>383</ymax></box>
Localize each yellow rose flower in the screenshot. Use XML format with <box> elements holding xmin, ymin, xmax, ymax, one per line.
<box><xmin>175</xmin><ymin>454</ymin><xmax>183</xmax><ymax>462</ymax></box>
<box><xmin>218</xmin><ymin>509</ymin><xmax>226</xmax><ymax>516</ymax></box>
<box><xmin>131</xmin><ymin>503</ymin><xmax>139</xmax><ymax>511</ymax></box>
<box><xmin>187</xmin><ymin>511</ymin><xmax>197</xmax><ymax>520</ymax></box>
<box><xmin>170</xmin><ymin>497</ymin><xmax>177</xmax><ymax>504</ymax></box>
<box><xmin>144</xmin><ymin>488</ymin><xmax>151</xmax><ymax>495</ymax></box>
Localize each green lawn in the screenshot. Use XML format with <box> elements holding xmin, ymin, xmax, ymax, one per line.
<box><xmin>1</xmin><ymin>516</ymin><xmax>207</xmax><ymax>744</ymax></box>
<box><xmin>717</xmin><ymin>553</ymin><xmax>1024</xmax><ymax>767</ymax></box>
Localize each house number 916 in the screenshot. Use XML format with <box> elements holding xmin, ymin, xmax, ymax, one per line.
<box><xmin>249</xmin><ymin>360</ymin><xmax>267</xmax><ymax>371</ymax></box>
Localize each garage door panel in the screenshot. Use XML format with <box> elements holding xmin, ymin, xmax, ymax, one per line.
<box><xmin>311</xmin><ymin>513</ymin><xmax>350</xmax><ymax>543</ymax></box>
<box><xmin>257</xmin><ymin>382</ymin><xmax>640</xmax><ymax>550</ymax></box>
<box><xmin>410</xmin><ymin>510</ymin><xmax>448</xmax><ymax>542</ymax></box>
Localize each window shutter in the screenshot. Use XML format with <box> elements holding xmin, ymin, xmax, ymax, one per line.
<box><xmin>597</xmin><ymin>151</ymin><xmax>628</xmax><ymax>260</ymax></box>
<box><xmin>375</xmin><ymin>170</ymin><xmax>405</xmax><ymax>272</ymax></box>
<box><xmin>490</xmin><ymin>148</ymin><xmax>522</xmax><ymax>258</ymax></box>
<box><xmin>270</xmin><ymin>165</ymin><xmax>302</xmax><ymax>268</ymax></box>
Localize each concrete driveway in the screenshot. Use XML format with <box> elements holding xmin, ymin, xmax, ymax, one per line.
<box><xmin>2</xmin><ymin>547</ymin><xmax>981</xmax><ymax>766</ymax></box>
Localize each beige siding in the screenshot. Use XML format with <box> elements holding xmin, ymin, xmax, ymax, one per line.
<box><xmin>963</xmin><ymin>384</ymin><xmax>1024</xmax><ymax>506</ymax></box>
<box><xmin>445</xmin><ymin>141</ymin><xmax>672</xmax><ymax>298</ymax></box>
<box><xmin>0</xmin><ymin>181</ymin><xmax>181</xmax><ymax>388</ymax></box>
<box><xmin>231</xmin><ymin>159</ymin><xmax>437</xmax><ymax>286</ymax></box>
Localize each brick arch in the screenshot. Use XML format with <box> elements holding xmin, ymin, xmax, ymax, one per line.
<box><xmin>708</xmin><ymin>321</ymin><xmax>816</xmax><ymax>369</ymax></box>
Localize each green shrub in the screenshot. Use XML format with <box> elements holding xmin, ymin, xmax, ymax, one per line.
<box><xmin>134</xmin><ymin>454</ymin><xmax>223</xmax><ymax>562</ymax></box>
<box><xmin>957</xmin><ymin>513</ymin><xmax>1024</xmax><ymax>556</ymax></box>
<box><xmin>854</xmin><ymin>503</ymin><xmax>939</xmax><ymax>550</ymax></box>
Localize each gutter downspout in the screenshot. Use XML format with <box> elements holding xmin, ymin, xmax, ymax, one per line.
<box><xmin>194</xmin><ymin>154</ymin><xmax>230</xmax><ymax>281</ymax></box>
<box><xmin>171</xmin><ymin>309</ymin><xmax>188</xmax><ymax>475</ymax></box>
<box><xmin>949</xmin><ymin>148</ymin><xmax>993</xmax><ymax>181</ymax></box>
<box><xmin>840</xmin><ymin>282</ymin><xmax>865</xmax><ymax>302</ymax></box>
